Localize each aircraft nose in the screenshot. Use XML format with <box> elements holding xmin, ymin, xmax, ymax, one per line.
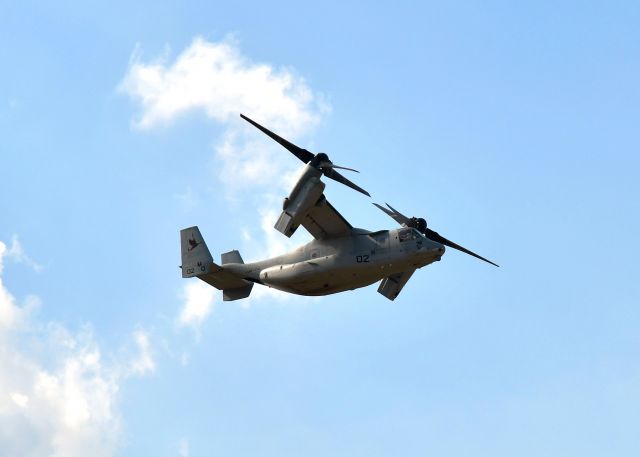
<box><xmin>418</xmin><ymin>241</ymin><xmax>445</xmax><ymax>258</ymax></box>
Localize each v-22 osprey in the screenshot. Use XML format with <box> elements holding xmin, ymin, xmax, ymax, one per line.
<box><xmin>180</xmin><ymin>114</ymin><xmax>498</xmax><ymax>301</ymax></box>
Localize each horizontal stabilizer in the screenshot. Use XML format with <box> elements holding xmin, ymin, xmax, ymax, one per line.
<box><xmin>197</xmin><ymin>269</ymin><xmax>249</xmax><ymax>291</ymax></box>
<box><xmin>223</xmin><ymin>283</ymin><xmax>253</xmax><ymax>301</ymax></box>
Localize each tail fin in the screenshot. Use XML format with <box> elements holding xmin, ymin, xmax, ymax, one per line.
<box><xmin>180</xmin><ymin>227</ymin><xmax>253</xmax><ymax>301</ymax></box>
<box><xmin>221</xmin><ymin>250</ymin><xmax>244</xmax><ymax>265</ymax></box>
<box><xmin>180</xmin><ymin>226</ymin><xmax>214</xmax><ymax>277</ymax></box>
<box><xmin>220</xmin><ymin>250</ymin><xmax>252</xmax><ymax>300</ymax></box>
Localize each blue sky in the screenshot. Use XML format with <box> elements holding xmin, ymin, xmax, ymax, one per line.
<box><xmin>1</xmin><ymin>1</ymin><xmax>640</xmax><ymax>456</ymax></box>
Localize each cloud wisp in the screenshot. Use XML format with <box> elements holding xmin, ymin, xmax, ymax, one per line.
<box><xmin>119</xmin><ymin>36</ymin><xmax>326</xmax><ymax>132</ymax></box>
<box><xmin>177</xmin><ymin>280</ymin><xmax>216</xmax><ymax>331</ymax></box>
<box><xmin>3</xmin><ymin>235</ymin><xmax>43</xmax><ymax>273</ymax></box>
<box><xmin>120</xmin><ymin>36</ymin><xmax>329</xmax><ymax>195</ymax></box>
<box><xmin>0</xmin><ymin>240</ymin><xmax>155</xmax><ymax>457</ymax></box>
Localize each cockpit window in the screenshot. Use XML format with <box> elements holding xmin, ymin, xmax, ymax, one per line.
<box><xmin>399</xmin><ymin>228</ymin><xmax>424</xmax><ymax>242</ymax></box>
<box><xmin>399</xmin><ymin>228</ymin><xmax>414</xmax><ymax>242</ymax></box>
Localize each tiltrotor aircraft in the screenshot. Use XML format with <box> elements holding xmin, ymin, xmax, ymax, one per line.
<box><xmin>180</xmin><ymin>114</ymin><xmax>498</xmax><ymax>301</ymax></box>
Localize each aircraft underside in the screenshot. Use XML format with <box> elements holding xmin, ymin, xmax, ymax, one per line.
<box><xmin>260</xmin><ymin>256</ymin><xmax>435</xmax><ymax>296</ymax></box>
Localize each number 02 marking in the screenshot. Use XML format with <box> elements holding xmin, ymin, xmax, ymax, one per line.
<box><xmin>356</xmin><ymin>255</ymin><xmax>370</xmax><ymax>263</ymax></box>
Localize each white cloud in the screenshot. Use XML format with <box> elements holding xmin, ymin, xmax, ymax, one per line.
<box><xmin>119</xmin><ymin>36</ymin><xmax>326</xmax><ymax>133</ymax></box>
<box><xmin>0</xmin><ymin>240</ymin><xmax>154</xmax><ymax>457</ymax></box>
<box><xmin>177</xmin><ymin>281</ymin><xmax>216</xmax><ymax>329</ymax></box>
<box><xmin>122</xmin><ymin>37</ymin><xmax>328</xmax><ymax>316</ymax></box>
<box><xmin>120</xmin><ymin>36</ymin><xmax>329</xmax><ymax>196</ymax></box>
<box><xmin>128</xmin><ymin>330</ymin><xmax>155</xmax><ymax>376</ymax></box>
<box><xmin>0</xmin><ymin>241</ymin><xmax>40</xmax><ymax>330</ymax></box>
<box><xmin>119</xmin><ymin>34</ymin><xmax>330</xmax><ymax>193</ymax></box>
<box><xmin>2</xmin><ymin>235</ymin><xmax>43</xmax><ymax>273</ymax></box>
<box><xmin>10</xmin><ymin>392</ymin><xmax>29</xmax><ymax>408</ymax></box>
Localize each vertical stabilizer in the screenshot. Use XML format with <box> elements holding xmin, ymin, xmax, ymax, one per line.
<box><xmin>180</xmin><ymin>226</ymin><xmax>214</xmax><ymax>278</ymax></box>
<box><xmin>221</xmin><ymin>250</ymin><xmax>244</xmax><ymax>265</ymax></box>
<box><xmin>220</xmin><ymin>250</ymin><xmax>252</xmax><ymax>300</ymax></box>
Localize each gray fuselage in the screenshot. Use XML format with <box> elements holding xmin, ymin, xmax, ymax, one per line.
<box><xmin>224</xmin><ymin>227</ymin><xmax>445</xmax><ymax>296</ymax></box>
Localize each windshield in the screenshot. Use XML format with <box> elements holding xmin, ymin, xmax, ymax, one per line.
<box><xmin>399</xmin><ymin>228</ymin><xmax>424</xmax><ymax>242</ymax></box>
<box><xmin>399</xmin><ymin>228</ymin><xmax>414</xmax><ymax>242</ymax></box>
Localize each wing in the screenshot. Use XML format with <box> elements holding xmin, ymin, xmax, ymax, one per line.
<box><xmin>300</xmin><ymin>195</ymin><xmax>353</xmax><ymax>239</ymax></box>
<box><xmin>377</xmin><ymin>269</ymin><xmax>415</xmax><ymax>301</ymax></box>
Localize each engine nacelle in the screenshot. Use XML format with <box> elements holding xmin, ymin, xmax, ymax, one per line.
<box><xmin>274</xmin><ymin>175</ymin><xmax>325</xmax><ymax>237</ymax></box>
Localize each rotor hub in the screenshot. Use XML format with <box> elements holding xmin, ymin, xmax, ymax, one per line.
<box><xmin>311</xmin><ymin>152</ymin><xmax>330</xmax><ymax>168</ymax></box>
<box><xmin>407</xmin><ymin>217</ymin><xmax>427</xmax><ymax>234</ymax></box>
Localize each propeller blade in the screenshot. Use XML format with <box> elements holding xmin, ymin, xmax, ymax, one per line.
<box><xmin>327</xmin><ymin>164</ymin><xmax>360</xmax><ymax>173</ymax></box>
<box><xmin>323</xmin><ymin>168</ymin><xmax>371</xmax><ymax>197</ymax></box>
<box><xmin>385</xmin><ymin>202</ymin><xmax>411</xmax><ymax>224</ymax></box>
<box><xmin>241</xmin><ymin>114</ymin><xmax>369</xmax><ymax>198</ymax></box>
<box><xmin>316</xmin><ymin>161</ymin><xmax>360</xmax><ymax>173</ymax></box>
<box><xmin>424</xmin><ymin>229</ymin><xmax>499</xmax><ymax>267</ymax></box>
<box><xmin>373</xmin><ymin>202</ymin><xmax>409</xmax><ymax>225</ymax></box>
<box><xmin>240</xmin><ymin>114</ymin><xmax>315</xmax><ymax>163</ymax></box>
